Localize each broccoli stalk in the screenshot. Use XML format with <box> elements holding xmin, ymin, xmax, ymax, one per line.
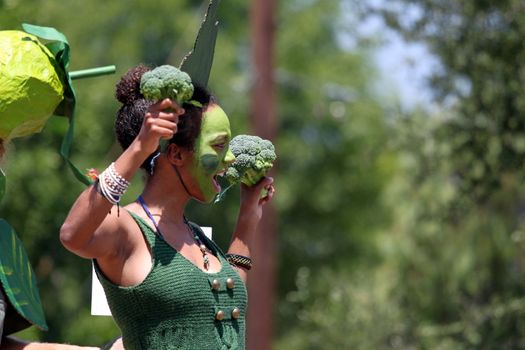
<box><xmin>215</xmin><ymin>135</ymin><xmax>276</xmax><ymax>203</ymax></box>
<box><xmin>140</xmin><ymin>65</ymin><xmax>198</xmax><ymax>106</ymax></box>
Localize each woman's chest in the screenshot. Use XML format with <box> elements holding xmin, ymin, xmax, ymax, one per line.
<box><xmin>137</xmin><ymin>251</ymin><xmax>248</xmax><ymax>323</ymax></box>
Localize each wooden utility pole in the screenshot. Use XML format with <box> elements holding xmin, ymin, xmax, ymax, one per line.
<box><xmin>247</xmin><ymin>0</ymin><xmax>277</xmax><ymax>349</ymax></box>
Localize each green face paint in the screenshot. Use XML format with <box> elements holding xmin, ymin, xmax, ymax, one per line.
<box><xmin>191</xmin><ymin>105</ymin><xmax>235</xmax><ymax>202</ymax></box>
<box><xmin>200</xmin><ymin>154</ymin><xmax>220</xmax><ymax>173</ymax></box>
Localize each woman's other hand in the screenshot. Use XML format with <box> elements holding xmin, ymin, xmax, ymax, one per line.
<box><xmin>228</xmin><ymin>177</ymin><xmax>275</xmax><ymax>281</ymax></box>
<box><xmin>238</xmin><ymin>176</ymin><xmax>275</xmax><ymax>225</ymax></box>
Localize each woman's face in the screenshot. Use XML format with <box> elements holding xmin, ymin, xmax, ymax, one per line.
<box><xmin>189</xmin><ymin>104</ymin><xmax>235</xmax><ymax>202</ymax></box>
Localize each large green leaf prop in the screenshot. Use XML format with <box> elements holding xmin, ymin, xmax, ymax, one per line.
<box><xmin>0</xmin><ymin>219</ymin><xmax>48</xmax><ymax>331</ymax></box>
<box><xmin>180</xmin><ymin>0</ymin><xmax>221</xmax><ymax>88</ymax></box>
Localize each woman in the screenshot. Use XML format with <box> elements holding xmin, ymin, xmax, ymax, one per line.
<box><xmin>60</xmin><ymin>65</ymin><xmax>274</xmax><ymax>349</ymax></box>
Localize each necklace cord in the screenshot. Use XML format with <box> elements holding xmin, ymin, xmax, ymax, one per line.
<box><xmin>137</xmin><ymin>195</ymin><xmax>164</xmax><ymax>240</ymax></box>
<box><xmin>172</xmin><ymin>164</ymin><xmax>192</xmax><ymax>197</ymax></box>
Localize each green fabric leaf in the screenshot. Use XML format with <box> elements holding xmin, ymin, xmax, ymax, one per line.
<box><xmin>0</xmin><ymin>219</ymin><xmax>48</xmax><ymax>331</ymax></box>
<box><xmin>180</xmin><ymin>0</ymin><xmax>221</xmax><ymax>88</ymax></box>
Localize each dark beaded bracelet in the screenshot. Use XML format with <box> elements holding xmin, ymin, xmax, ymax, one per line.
<box><xmin>226</xmin><ymin>254</ymin><xmax>252</xmax><ymax>270</ymax></box>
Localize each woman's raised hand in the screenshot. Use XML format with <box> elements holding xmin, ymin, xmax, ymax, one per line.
<box><xmin>136</xmin><ymin>98</ymin><xmax>185</xmax><ymax>155</ymax></box>
<box><xmin>227</xmin><ymin>176</ymin><xmax>275</xmax><ymax>282</ymax></box>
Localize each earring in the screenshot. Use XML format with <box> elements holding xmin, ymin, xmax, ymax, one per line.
<box><xmin>149</xmin><ymin>151</ymin><xmax>161</xmax><ymax>175</ymax></box>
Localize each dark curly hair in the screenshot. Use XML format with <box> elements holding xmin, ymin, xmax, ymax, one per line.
<box><xmin>114</xmin><ymin>64</ymin><xmax>213</xmax><ymax>173</ymax></box>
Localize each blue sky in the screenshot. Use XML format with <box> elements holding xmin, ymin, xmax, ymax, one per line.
<box><xmin>373</xmin><ymin>27</ymin><xmax>438</xmax><ymax>110</ymax></box>
<box><xmin>343</xmin><ymin>0</ymin><xmax>440</xmax><ymax>110</ymax></box>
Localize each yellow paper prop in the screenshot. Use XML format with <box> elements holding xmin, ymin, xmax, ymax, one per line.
<box><xmin>0</xmin><ymin>31</ymin><xmax>64</xmax><ymax>143</ymax></box>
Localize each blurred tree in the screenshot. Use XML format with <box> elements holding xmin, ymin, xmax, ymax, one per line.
<box><xmin>276</xmin><ymin>0</ymin><xmax>525</xmax><ymax>348</ymax></box>
<box><xmin>246</xmin><ymin>0</ymin><xmax>278</xmax><ymax>349</ymax></box>
<box><xmin>272</xmin><ymin>0</ymin><xmax>395</xmax><ymax>348</ymax></box>
<box><xmin>375</xmin><ymin>0</ymin><xmax>525</xmax><ymax>201</ymax></box>
<box><xmin>365</xmin><ymin>110</ymin><xmax>525</xmax><ymax>349</ymax></box>
<box><xmin>337</xmin><ymin>1</ymin><xmax>525</xmax><ymax>348</ymax></box>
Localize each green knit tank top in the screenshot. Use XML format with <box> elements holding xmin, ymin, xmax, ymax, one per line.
<box><xmin>94</xmin><ymin>212</ymin><xmax>247</xmax><ymax>350</ymax></box>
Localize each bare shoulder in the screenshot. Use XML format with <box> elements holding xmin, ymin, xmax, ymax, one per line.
<box><xmin>104</xmin><ymin>201</ymin><xmax>160</xmax><ymax>257</ymax></box>
<box><xmin>120</xmin><ymin>202</ymin><xmax>152</xmax><ymax>236</ymax></box>
<box><xmin>103</xmin><ymin>201</ymin><xmax>147</xmax><ymax>231</ymax></box>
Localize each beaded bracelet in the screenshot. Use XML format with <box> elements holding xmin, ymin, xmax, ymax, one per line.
<box><xmin>97</xmin><ymin>162</ymin><xmax>130</xmax><ymax>205</ymax></box>
<box><xmin>226</xmin><ymin>254</ymin><xmax>252</xmax><ymax>270</ymax></box>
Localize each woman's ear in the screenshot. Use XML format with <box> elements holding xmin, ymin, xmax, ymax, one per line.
<box><xmin>166</xmin><ymin>143</ymin><xmax>189</xmax><ymax>166</ymax></box>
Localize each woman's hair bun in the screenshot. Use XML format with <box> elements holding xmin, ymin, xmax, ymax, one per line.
<box><xmin>115</xmin><ymin>64</ymin><xmax>151</xmax><ymax>105</ymax></box>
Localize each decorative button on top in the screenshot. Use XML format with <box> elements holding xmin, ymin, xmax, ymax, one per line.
<box><xmin>226</xmin><ymin>277</ymin><xmax>235</xmax><ymax>289</ymax></box>
<box><xmin>211</xmin><ymin>279</ymin><xmax>221</xmax><ymax>291</ymax></box>
<box><xmin>215</xmin><ymin>310</ymin><xmax>225</xmax><ymax>321</ymax></box>
<box><xmin>231</xmin><ymin>307</ymin><xmax>241</xmax><ymax>319</ymax></box>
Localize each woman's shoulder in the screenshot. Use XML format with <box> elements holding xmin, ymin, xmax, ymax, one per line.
<box><xmin>123</xmin><ymin>203</ymin><xmax>154</xmax><ymax>231</ymax></box>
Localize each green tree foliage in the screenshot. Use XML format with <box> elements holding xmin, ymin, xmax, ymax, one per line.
<box><xmin>381</xmin><ymin>113</ymin><xmax>525</xmax><ymax>348</ymax></box>
<box><xmin>276</xmin><ymin>1</ymin><xmax>525</xmax><ymax>348</ymax></box>
<box><xmin>335</xmin><ymin>1</ymin><xmax>525</xmax><ymax>348</ymax></box>
<box><xmin>272</xmin><ymin>0</ymin><xmax>396</xmax><ymax>347</ymax></box>
<box><xmin>376</xmin><ymin>0</ymin><xmax>525</xmax><ymax>200</ymax></box>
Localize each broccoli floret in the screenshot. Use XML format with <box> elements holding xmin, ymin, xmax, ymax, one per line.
<box><xmin>225</xmin><ymin>135</ymin><xmax>276</xmax><ymax>186</ymax></box>
<box><xmin>139</xmin><ymin>65</ymin><xmax>194</xmax><ymax>105</ymax></box>
<box><xmin>214</xmin><ymin>134</ymin><xmax>276</xmax><ymax>203</ymax></box>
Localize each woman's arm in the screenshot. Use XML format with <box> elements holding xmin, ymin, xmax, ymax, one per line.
<box><xmin>227</xmin><ymin>177</ymin><xmax>274</xmax><ymax>282</ymax></box>
<box><xmin>60</xmin><ymin>99</ymin><xmax>182</xmax><ymax>259</ymax></box>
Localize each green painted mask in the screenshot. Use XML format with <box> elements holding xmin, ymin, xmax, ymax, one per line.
<box><xmin>191</xmin><ymin>104</ymin><xmax>235</xmax><ymax>202</ymax></box>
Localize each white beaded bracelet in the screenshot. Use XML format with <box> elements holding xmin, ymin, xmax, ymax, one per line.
<box><xmin>97</xmin><ymin>163</ymin><xmax>130</xmax><ymax>205</ymax></box>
